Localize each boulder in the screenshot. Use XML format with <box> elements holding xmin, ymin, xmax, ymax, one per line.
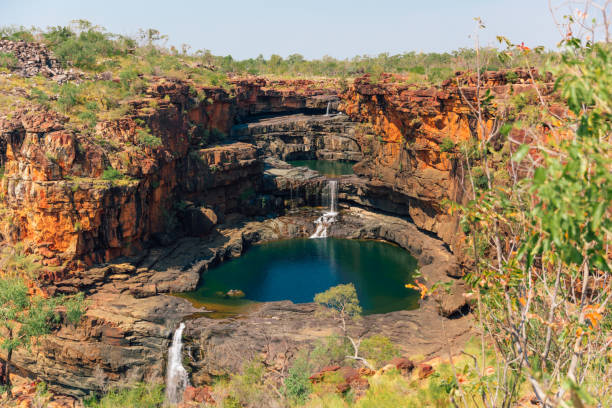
<box><xmin>183</xmin><ymin>386</ymin><xmax>214</xmax><ymax>404</ymax></box>
<box><xmin>418</xmin><ymin>363</ymin><xmax>434</xmax><ymax>379</ymax></box>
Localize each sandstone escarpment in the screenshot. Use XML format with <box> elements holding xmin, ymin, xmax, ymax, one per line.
<box><xmin>233</xmin><ymin>113</ymin><xmax>361</xmax><ymax>162</ymax></box>
<box><xmin>339</xmin><ymin>71</ymin><xmax>556</xmax><ymax>256</ymax></box>
<box><xmin>1</xmin><ymin>66</ymin><xmax>525</xmax><ymax>398</ymax></box>
<box><xmin>0</xmin><ymin>76</ymin><xmax>341</xmax><ymax>273</ymax></box>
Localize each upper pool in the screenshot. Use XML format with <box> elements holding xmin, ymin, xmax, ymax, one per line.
<box><xmin>287</xmin><ymin>160</ymin><xmax>355</xmax><ymax>176</ymax></box>
<box><xmin>179</xmin><ymin>238</ymin><xmax>420</xmax><ymax>316</ymax></box>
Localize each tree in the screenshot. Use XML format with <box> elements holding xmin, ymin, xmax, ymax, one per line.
<box><xmin>447</xmin><ymin>11</ymin><xmax>612</xmax><ymax>407</ymax></box>
<box><xmin>0</xmin><ymin>277</ymin><xmax>84</xmax><ymax>396</ymax></box>
<box><xmin>314</xmin><ymin>284</ymin><xmax>373</xmax><ymax>369</ymax></box>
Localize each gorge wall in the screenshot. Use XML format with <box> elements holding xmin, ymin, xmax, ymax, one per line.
<box><xmin>0</xmin><ymin>61</ymin><xmax>555</xmax><ymax>397</ymax></box>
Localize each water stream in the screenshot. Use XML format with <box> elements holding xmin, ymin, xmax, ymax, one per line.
<box><xmin>310</xmin><ymin>180</ymin><xmax>338</xmax><ymax>238</ymax></box>
<box><xmin>165</xmin><ymin>322</ymin><xmax>189</xmax><ymax>404</ymax></box>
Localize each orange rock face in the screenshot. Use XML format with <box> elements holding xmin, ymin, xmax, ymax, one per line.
<box><xmin>0</xmin><ymin>76</ymin><xmax>336</xmax><ymax>278</ymax></box>
<box><xmin>339</xmin><ymin>70</ymin><xmax>555</xmax><ymax>255</ymax></box>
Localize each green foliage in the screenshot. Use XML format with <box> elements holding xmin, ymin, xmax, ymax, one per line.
<box><xmin>310</xmin><ymin>334</ymin><xmax>353</xmax><ymax>368</ymax></box>
<box><xmin>64</xmin><ymin>292</ymin><xmax>86</xmax><ymax>325</ymax></box>
<box><xmin>101</xmin><ymin>166</ymin><xmax>123</xmax><ymax>180</ymax></box>
<box><xmin>77</xmin><ymin>109</ymin><xmax>98</xmax><ymax>128</ymax></box>
<box><xmin>359</xmin><ymin>335</ymin><xmax>401</xmax><ymax>369</ymax></box>
<box><xmin>439</xmin><ymin>137</ymin><xmax>456</xmax><ymax>153</ymax></box>
<box><xmin>56</xmin><ymin>83</ymin><xmax>81</xmax><ymax>113</ymax></box>
<box><xmin>0</xmin><ymin>243</ymin><xmax>43</xmax><ymax>278</ymax></box>
<box><xmin>451</xmin><ymin>34</ymin><xmax>612</xmax><ymax>407</ymax></box>
<box><xmin>44</xmin><ymin>21</ymin><xmax>125</xmax><ymax>71</ymax></box>
<box><xmin>0</xmin><ymin>276</ymin><xmax>85</xmax><ymax>393</ymax></box>
<box><xmin>314</xmin><ymin>283</ymin><xmax>362</xmax><ymax>319</ymax></box>
<box><xmin>83</xmin><ymin>382</ymin><xmax>165</xmax><ymax>408</ymax></box>
<box><xmin>30</xmin><ymin>88</ymin><xmax>50</xmax><ymax>106</ymax></box>
<box><xmin>284</xmin><ymin>355</ymin><xmax>313</xmax><ymax>404</ymax></box>
<box><xmin>136</xmin><ymin>129</ymin><xmax>162</xmax><ymax>148</ymax></box>
<box><xmin>225</xmin><ymin>358</ymin><xmax>273</xmax><ymax>407</ymax></box>
<box><xmin>0</xmin><ymin>26</ymin><xmax>35</xmax><ymax>42</ymax></box>
<box><xmin>0</xmin><ymin>52</ymin><xmax>18</xmax><ymax>69</ymax></box>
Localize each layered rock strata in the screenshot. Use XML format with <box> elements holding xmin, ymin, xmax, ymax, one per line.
<box><xmin>232</xmin><ymin>113</ymin><xmax>361</xmax><ymax>162</ymax></box>
<box><xmin>7</xmin><ymin>207</ymin><xmax>468</xmax><ymax>397</ymax></box>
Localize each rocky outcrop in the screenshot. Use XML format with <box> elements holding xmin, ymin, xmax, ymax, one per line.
<box><xmin>0</xmin><ymin>39</ymin><xmax>72</xmax><ymax>81</ymax></box>
<box><xmin>183</xmin><ymin>300</ymin><xmax>470</xmax><ymax>388</ymax></box>
<box><xmin>339</xmin><ymin>71</ymin><xmax>556</xmax><ymax>257</ymax></box>
<box><xmin>232</xmin><ymin>113</ymin><xmax>361</xmax><ymax>162</ymax></box>
<box><xmin>231</xmin><ymin>77</ymin><xmax>340</xmax><ymax>120</ymax></box>
<box><xmin>4</xmin><ymin>206</ymin><xmax>468</xmax><ymax>397</ymax></box>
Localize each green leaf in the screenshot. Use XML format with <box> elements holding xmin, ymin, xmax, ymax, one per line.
<box><xmin>533</xmin><ymin>167</ymin><xmax>546</xmax><ymax>185</ymax></box>
<box><xmin>500</xmin><ymin>123</ymin><xmax>513</xmax><ymax>137</ymax></box>
<box><xmin>512</xmin><ymin>144</ymin><xmax>530</xmax><ymax>162</ymax></box>
<box><xmin>591</xmin><ymin>201</ymin><xmax>605</xmax><ymax>230</ymax></box>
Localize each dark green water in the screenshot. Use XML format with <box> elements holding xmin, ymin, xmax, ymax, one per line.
<box><xmin>179</xmin><ymin>238</ymin><xmax>420</xmax><ymax>315</ymax></box>
<box><xmin>287</xmin><ymin>160</ymin><xmax>355</xmax><ymax>176</ymax></box>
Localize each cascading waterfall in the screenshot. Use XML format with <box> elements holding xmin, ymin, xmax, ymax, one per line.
<box><xmin>325</xmin><ymin>101</ymin><xmax>331</xmax><ymax>116</ymax></box>
<box><xmin>165</xmin><ymin>322</ymin><xmax>189</xmax><ymax>404</ymax></box>
<box><xmin>310</xmin><ymin>180</ymin><xmax>338</xmax><ymax>239</ymax></box>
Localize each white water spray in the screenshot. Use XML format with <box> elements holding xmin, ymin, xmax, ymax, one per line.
<box><xmin>166</xmin><ymin>322</ymin><xmax>189</xmax><ymax>404</ymax></box>
<box><xmin>310</xmin><ymin>180</ymin><xmax>338</xmax><ymax>239</ymax></box>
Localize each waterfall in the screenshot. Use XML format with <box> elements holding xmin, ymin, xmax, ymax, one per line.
<box><xmin>166</xmin><ymin>323</ymin><xmax>189</xmax><ymax>404</ymax></box>
<box><xmin>310</xmin><ymin>180</ymin><xmax>338</xmax><ymax>239</ymax></box>
<box><xmin>325</xmin><ymin>101</ymin><xmax>331</xmax><ymax>116</ymax></box>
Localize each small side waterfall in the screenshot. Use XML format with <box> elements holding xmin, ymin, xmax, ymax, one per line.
<box><xmin>310</xmin><ymin>180</ymin><xmax>338</xmax><ymax>239</ymax></box>
<box><xmin>325</xmin><ymin>101</ymin><xmax>331</xmax><ymax>116</ymax></box>
<box><xmin>166</xmin><ymin>323</ymin><xmax>189</xmax><ymax>404</ymax></box>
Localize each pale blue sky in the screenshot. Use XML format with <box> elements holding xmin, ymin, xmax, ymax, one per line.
<box><xmin>0</xmin><ymin>0</ymin><xmax>560</xmax><ymax>59</ymax></box>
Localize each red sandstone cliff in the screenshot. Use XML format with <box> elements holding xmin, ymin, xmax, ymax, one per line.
<box><xmin>339</xmin><ymin>70</ymin><xmax>556</xmax><ymax>256</ymax></box>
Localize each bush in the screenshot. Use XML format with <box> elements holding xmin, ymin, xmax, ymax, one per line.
<box><xmin>45</xmin><ymin>22</ymin><xmax>123</xmax><ymax>71</ymax></box>
<box><xmin>78</xmin><ymin>110</ymin><xmax>98</xmax><ymax>128</ymax></box>
<box><xmin>83</xmin><ymin>383</ymin><xmax>164</xmax><ymax>408</ymax></box>
<box><xmin>439</xmin><ymin>137</ymin><xmax>456</xmax><ymax>153</ymax></box>
<box><xmin>0</xmin><ymin>52</ymin><xmax>18</xmax><ymax>69</ymax></box>
<box><xmin>227</xmin><ymin>359</ymin><xmax>270</xmax><ymax>407</ymax></box>
<box><xmin>310</xmin><ymin>334</ymin><xmax>353</xmax><ymax>369</ymax></box>
<box><xmin>284</xmin><ymin>356</ymin><xmax>312</xmax><ymax>404</ymax></box>
<box><xmin>30</xmin><ymin>88</ymin><xmax>50</xmax><ymax>106</ymax></box>
<box><xmin>101</xmin><ymin>167</ymin><xmax>123</xmax><ymax>181</ymax></box>
<box><xmin>56</xmin><ymin>83</ymin><xmax>81</xmax><ymax>113</ymax></box>
<box><xmin>64</xmin><ymin>292</ymin><xmax>86</xmax><ymax>325</ymax></box>
<box><xmin>360</xmin><ymin>335</ymin><xmax>401</xmax><ymax>369</ymax></box>
<box><xmin>137</xmin><ymin>129</ymin><xmax>162</xmax><ymax>149</ymax></box>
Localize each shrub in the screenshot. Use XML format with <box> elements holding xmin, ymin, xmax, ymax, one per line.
<box><xmin>30</xmin><ymin>88</ymin><xmax>50</xmax><ymax>106</ymax></box>
<box><xmin>284</xmin><ymin>356</ymin><xmax>312</xmax><ymax>404</ymax></box>
<box><xmin>0</xmin><ymin>52</ymin><xmax>18</xmax><ymax>69</ymax></box>
<box><xmin>310</xmin><ymin>334</ymin><xmax>353</xmax><ymax>369</ymax></box>
<box><xmin>101</xmin><ymin>167</ymin><xmax>123</xmax><ymax>180</ymax></box>
<box><xmin>227</xmin><ymin>359</ymin><xmax>271</xmax><ymax>407</ymax></box>
<box><xmin>56</xmin><ymin>83</ymin><xmax>81</xmax><ymax>113</ymax></box>
<box><xmin>64</xmin><ymin>292</ymin><xmax>86</xmax><ymax>325</ymax></box>
<box><xmin>360</xmin><ymin>335</ymin><xmax>401</xmax><ymax>369</ymax></box>
<box><xmin>439</xmin><ymin>137</ymin><xmax>456</xmax><ymax>153</ymax></box>
<box><xmin>78</xmin><ymin>110</ymin><xmax>98</xmax><ymax>128</ymax></box>
<box><xmin>83</xmin><ymin>382</ymin><xmax>164</xmax><ymax>408</ymax></box>
<box><xmin>137</xmin><ymin>129</ymin><xmax>162</xmax><ymax>149</ymax></box>
<box><xmin>45</xmin><ymin>22</ymin><xmax>123</xmax><ymax>71</ymax></box>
